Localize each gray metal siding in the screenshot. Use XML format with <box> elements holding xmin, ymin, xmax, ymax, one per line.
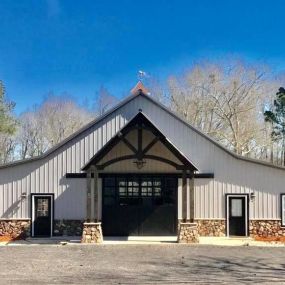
<box><xmin>0</xmin><ymin>98</ymin><xmax>138</xmax><ymax>219</ymax></box>
<box><xmin>0</xmin><ymin>94</ymin><xmax>285</xmax><ymax>220</ymax></box>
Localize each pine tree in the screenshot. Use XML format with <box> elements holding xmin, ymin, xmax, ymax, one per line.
<box><xmin>264</xmin><ymin>87</ymin><xmax>285</xmax><ymax>165</ymax></box>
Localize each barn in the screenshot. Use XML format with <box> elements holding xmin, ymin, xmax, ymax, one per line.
<box><xmin>1</xmin><ymin>82</ymin><xmax>285</xmax><ymax>243</ymax></box>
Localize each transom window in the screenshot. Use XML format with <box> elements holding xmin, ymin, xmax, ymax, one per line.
<box><xmin>103</xmin><ymin>176</ymin><xmax>176</xmax><ymax>206</ymax></box>
<box><xmin>118</xmin><ymin>179</ymin><xmax>139</xmax><ymax>197</ymax></box>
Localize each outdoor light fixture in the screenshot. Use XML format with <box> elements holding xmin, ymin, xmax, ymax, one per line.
<box><xmin>250</xmin><ymin>192</ymin><xmax>256</xmax><ymax>201</ymax></box>
<box><xmin>133</xmin><ymin>159</ymin><xmax>146</xmax><ymax>169</ymax></box>
<box><xmin>21</xmin><ymin>192</ymin><xmax>27</xmax><ymax>199</ymax></box>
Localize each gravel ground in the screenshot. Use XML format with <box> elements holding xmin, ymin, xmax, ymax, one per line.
<box><xmin>0</xmin><ymin>244</ymin><xmax>285</xmax><ymax>284</ymax></box>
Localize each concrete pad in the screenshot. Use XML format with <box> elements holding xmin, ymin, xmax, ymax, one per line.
<box><xmin>199</xmin><ymin>236</ymin><xmax>285</xmax><ymax>247</ymax></box>
<box><xmin>3</xmin><ymin>235</ymin><xmax>285</xmax><ymax>247</ymax></box>
<box><xmin>5</xmin><ymin>236</ymin><xmax>81</xmax><ymax>246</ymax></box>
<box><xmin>103</xmin><ymin>236</ymin><xmax>177</xmax><ymax>244</ymax></box>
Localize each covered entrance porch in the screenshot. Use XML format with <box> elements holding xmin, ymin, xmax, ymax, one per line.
<box><xmin>81</xmin><ymin>111</ymin><xmax>199</xmax><ymax>243</ymax></box>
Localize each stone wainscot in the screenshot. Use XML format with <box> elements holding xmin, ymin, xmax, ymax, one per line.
<box><xmin>250</xmin><ymin>220</ymin><xmax>285</xmax><ymax>238</ymax></box>
<box><xmin>196</xmin><ymin>219</ymin><xmax>226</xmax><ymax>237</ymax></box>
<box><xmin>0</xmin><ymin>219</ymin><xmax>30</xmax><ymax>240</ymax></box>
<box><xmin>54</xmin><ymin>220</ymin><xmax>83</xmax><ymax>236</ymax></box>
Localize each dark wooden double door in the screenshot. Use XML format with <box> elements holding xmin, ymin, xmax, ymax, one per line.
<box><xmin>102</xmin><ymin>176</ymin><xmax>177</xmax><ymax>236</ymax></box>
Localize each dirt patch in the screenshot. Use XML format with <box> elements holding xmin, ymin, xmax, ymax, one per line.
<box><xmin>254</xmin><ymin>236</ymin><xmax>285</xmax><ymax>242</ymax></box>
<box><xmin>0</xmin><ymin>235</ymin><xmax>21</xmax><ymax>242</ymax></box>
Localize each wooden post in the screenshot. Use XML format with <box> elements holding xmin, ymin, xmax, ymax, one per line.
<box><xmin>94</xmin><ymin>166</ymin><xmax>99</xmax><ymax>221</ymax></box>
<box><xmin>182</xmin><ymin>169</ymin><xmax>187</xmax><ymax>222</ymax></box>
<box><xmin>189</xmin><ymin>172</ymin><xmax>194</xmax><ymax>223</ymax></box>
<box><xmin>86</xmin><ymin>168</ymin><xmax>92</xmax><ymax>221</ymax></box>
<box><xmin>90</xmin><ymin>165</ymin><xmax>95</xmax><ymax>222</ymax></box>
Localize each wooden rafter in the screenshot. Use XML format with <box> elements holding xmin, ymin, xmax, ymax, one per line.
<box><xmin>142</xmin><ymin>136</ymin><xmax>160</xmax><ymax>155</ymax></box>
<box><xmin>121</xmin><ymin>136</ymin><xmax>137</xmax><ymax>154</ymax></box>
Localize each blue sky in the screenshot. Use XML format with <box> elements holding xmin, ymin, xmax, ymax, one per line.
<box><xmin>1</xmin><ymin>0</ymin><xmax>285</xmax><ymax>114</ymax></box>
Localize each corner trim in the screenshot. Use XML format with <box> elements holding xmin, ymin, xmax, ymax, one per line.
<box><xmin>281</xmin><ymin>193</ymin><xmax>285</xmax><ymax>227</ymax></box>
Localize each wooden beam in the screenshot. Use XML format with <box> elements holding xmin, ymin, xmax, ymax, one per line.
<box><xmin>189</xmin><ymin>173</ymin><xmax>195</xmax><ymax>222</ymax></box>
<box><xmin>142</xmin><ymin>136</ymin><xmax>160</xmax><ymax>155</ymax></box>
<box><xmin>98</xmin><ymin>154</ymin><xmax>183</xmax><ymax>170</ymax></box>
<box><xmin>66</xmin><ymin>172</ymin><xmax>214</xmax><ymax>179</ymax></box>
<box><xmin>86</xmin><ymin>168</ymin><xmax>92</xmax><ymax>221</ymax></box>
<box><xmin>138</xmin><ymin>125</ymin><xmax>142</xmax><ymax>159</ymax></box>
<box><xmin>94</xmin><ymin>166</ymin><xmax>99</xmax><ymax>221</ymax></box>
<box><xmin>121</xmin><ymin>137</ymin><xmax>137</xmax><ymax>154</ymax></box>
<box><xmin>90</xmin><ymin>165</ymin><xmax>95</xmax><ymax>222</ymax></box>
<box><xmin>182</xmin><ymin>169</ymin><xmax>187</xmax><ymax>222</ymax></box>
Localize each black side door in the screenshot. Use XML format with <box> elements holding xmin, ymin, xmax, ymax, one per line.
<box><xmin>228</xmin><ymin>196</ymin><xmax>246</xmax><ymax>236</ymax></box>
<box><xmin>33</xmin><ymin>196</ymin><xmax>52</xmax><ymax>237</ymax></box>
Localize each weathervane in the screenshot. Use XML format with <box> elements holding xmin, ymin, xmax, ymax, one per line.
<box><xmin>138</xmin><ymin>70</ymin><xmax>147</xmax><ymax>81</ymax></box>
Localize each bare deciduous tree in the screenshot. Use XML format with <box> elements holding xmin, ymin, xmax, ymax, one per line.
<box><xmin>94</xmin><ymin>86</ymin><xmax>118</xmax><ymax>116</ymax></box>
<box><xmin>17</xmin><ymin>95</ymin><xmax>93</xmax><ymax>159</ymax></box>
<box><xmin>168</xmin><ymin>61</ymin><xmax>279</xmax><ymax>157</ymax></box>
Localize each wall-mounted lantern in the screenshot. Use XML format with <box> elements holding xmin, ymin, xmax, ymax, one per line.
<box><xmin>21</xmin><ymin>192</ymin><xmax>27</xmax><ymax>199</ymax></box>
<box><xmin>250</xmin><ymin>192</ymin><xmax>256</xmax><ymax>201</ymax></box>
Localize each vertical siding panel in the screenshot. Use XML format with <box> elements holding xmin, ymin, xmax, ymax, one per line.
<box><xmin>26</xmin><ymin>174</ymin><xmax>31</xmax><ymax>218</ymax></box>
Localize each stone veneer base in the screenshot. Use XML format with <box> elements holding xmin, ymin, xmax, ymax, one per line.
<box><xmin>178</xmin><ymin>222</ymin><xmax>199</xmax><ymax>243</ymax></box>
<box><xmin>54</xmin><ymin>220</ymin><xmax>84</xmax><ymax>236</ymax></box>
<box><xmin>2</xmin><ymin>219</ymin><xmax>284</xmax><ymax>241</ymax></box>
<box><xmin>0</xmin><ymin>219</ymin><xmax>31</xmax><ymax>239</ymax></box>
<box><xmin>249</xmin><ymin>220</ymin><xmax>285</xmax><ymax>238</ymax></box>
<box><xmin>81</xmin><ymin>222</ymin><xmax>103</xmax><ymax>243</ymax></box>
<box><xmin>196</xmin><ymin>219</ymin><xmax>226</xmax><ymax>237</ymax></box>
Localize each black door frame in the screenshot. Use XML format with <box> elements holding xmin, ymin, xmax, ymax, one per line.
<box><xmin>31</xmin><ymin>193</ymin><xmax>54</xmax><ymax>237</ymax></box>
<box><xmin>225</xmin><ymin>194</ymin><xmax>249</xmax><ymax>237</ymax></box>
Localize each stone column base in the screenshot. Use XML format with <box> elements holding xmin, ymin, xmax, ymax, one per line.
<box><xmin>178</xmin><ymin>222</ymin><xmax>199</xmax><ymax>243</ymax></box>
<box><xmin>81</xmin><ymin>222</ymin><xmax>103</xmax><ymax>243</ymax></box>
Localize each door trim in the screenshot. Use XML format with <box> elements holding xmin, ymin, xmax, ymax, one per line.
<box><xmin>31</xmin><ymin>193</ymin><xmax>54</xmax><ymax>237</ymax></box>
<box><xmin>225</xmin><ymin>194</ymin><xmax>249</xmax><ymax>237</ymax></box>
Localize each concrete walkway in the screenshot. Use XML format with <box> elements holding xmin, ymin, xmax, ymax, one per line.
<box><xmin>1</xmin><ymin>236</ymin><xmax>285</xmax><ymax>246</ymax></box>
<box><xmin>199</xmin><ymin>236</ymin><xmax>285</xmax><ymax>247</ymax></box>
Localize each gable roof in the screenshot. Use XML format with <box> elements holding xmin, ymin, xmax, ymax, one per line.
<box><xmin>82</xmin><ymin>111</ymin><xmax>198</xmax><ymax>171</ymax></box>
<box><xmin>0</xmin><ymin>82</ymin><xmax>285</xmax><ymax>171</ymax></box>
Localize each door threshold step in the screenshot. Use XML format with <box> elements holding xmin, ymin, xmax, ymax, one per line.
<box><xmin>103</xmin><ymin>236</ymin><xmax>177</xmax><ymax>243</ymax></box>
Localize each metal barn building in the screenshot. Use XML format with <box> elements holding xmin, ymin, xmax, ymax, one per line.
<box><xmin>1</xmin><ymin>82</ymin><xmax>285</xmax><ymax>243</ymax></box>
